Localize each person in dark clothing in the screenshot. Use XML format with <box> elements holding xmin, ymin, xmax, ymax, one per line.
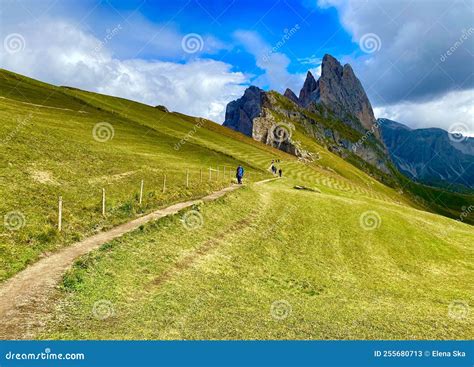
<box><xmin>278</xmin><ymin>168</ymin><xmax>282</xmax><ymax>177</ymax></box>
<box><xmin>236</xmin><ymin>165</ymin><xmax>244</xmax><ymax>184</ymax></box>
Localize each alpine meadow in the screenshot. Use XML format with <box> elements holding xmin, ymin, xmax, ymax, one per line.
<box><xmin>0</xmin><ymin>1</ymin><xmax>473</xmax><ymax>365</ymax></box>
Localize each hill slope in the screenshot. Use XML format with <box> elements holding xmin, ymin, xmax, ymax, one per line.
<box><xmin>0</xmin><ymin>68</ymin><xmax>421</xmax><ymax>281</ymax></box>
<box><xmin>0</xmin><ymin>69</ymin><xmax>472</xmax><ymax>340</ymax></box>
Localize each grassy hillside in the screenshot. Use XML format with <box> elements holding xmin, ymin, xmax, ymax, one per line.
<box><xmin>0</xmin><ymin>68</ymin><xmax>424</xmax><ymax>281</ymax></box>
<box><xmin>42</xmin><ymin>178</ymin><xmax>473</xmax><ymax>340</ymax></box>
<box><xmin>1</xmin><ymin>69</ymin><xmax>472</xmax><ymax>340</ymax></box>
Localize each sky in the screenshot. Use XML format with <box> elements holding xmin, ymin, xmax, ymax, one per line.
<box><xmin>1</xmin><ymin>0</ymin><xmax>473</xmax><ymax>135</ymax></box>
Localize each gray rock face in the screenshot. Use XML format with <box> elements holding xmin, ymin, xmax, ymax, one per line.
<box><xmin>284</xmin><ymin>88</ymin><xmax>299</xmax><ymax>105</ymax></box>
<box><xmin>222</xmin><ymin>54</ymin><xmax>391</xmax><ymax>179</ymax></box>
<box><xmin>299</xmin><ymin>54</ymin><xmax>378</xmax><ymax>136</ymax></box>
<box><xmin>380</xmin><ymin>118</ymin><xmax>474</xmax><ymax>189</ymax></box>
<box><xmin>298</xmin><ymin>71</ymin><xmax>319</xmax><ymax>106</ymax></box>
<box><xmin>223</xmin><ymin>86</ymin><xmax>269</xmax><ymax>137</ymax></box>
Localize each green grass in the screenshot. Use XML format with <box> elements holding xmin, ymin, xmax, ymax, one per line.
<box><xmin>1</xmin><ymin>69</ymin><xmax>472</xmax><ymax>340</ymax></box>
<box><xmin>42</xmin><ymin>179</ymin><xmax>473</xmax><ymax>339</ymax></box>
<box><xmin>0</xmin><ymin>68</ymin><xmax>421</xmax><ymax>281</ymax></box>
<box><xmin>0</xmin><ymin>70</ymin><xmax>270</xmax><ymax>280</ymax></box>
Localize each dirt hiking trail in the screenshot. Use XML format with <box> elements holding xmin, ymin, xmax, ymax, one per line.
<box><xmin>0</xmin><ymin>178</ymin><xmax>278</xmax><ymax>339</ymax></box>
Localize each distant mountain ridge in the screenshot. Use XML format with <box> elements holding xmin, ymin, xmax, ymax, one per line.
<box><xmin>379</xmin><ymin>118</ymin><xmax>474</xmax><ymax>189</ymax></box>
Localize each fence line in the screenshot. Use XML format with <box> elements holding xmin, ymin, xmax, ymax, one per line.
<box><xmin>53</xmin><ymin>166</ymin><xmax>265</xmax><ymax>232</ymax></box>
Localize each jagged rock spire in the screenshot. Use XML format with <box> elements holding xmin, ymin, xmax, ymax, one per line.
<box><xmin>284</xmin><ymin>88</ymin><xmax>299</xmax><ymax>105</ymax></box>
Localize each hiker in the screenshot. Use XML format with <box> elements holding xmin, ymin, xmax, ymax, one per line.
<box><xmin>271</xmin><ymin>164</ymin><xmax>276</xmax><ymax>175</ymax></box>
<box><xmin>236</xmin><ymin>165</ymin><xmax>244</xmax><ymax>184</ymax></box>
<box><xmin>278</xmin><ymin>168</ymin><xmax>282</xmax><ymax>177</ymax></box>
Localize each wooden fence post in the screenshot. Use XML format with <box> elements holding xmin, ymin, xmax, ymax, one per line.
<box><xmin>162</xmin><ymin>174</ymin><xmax>166</xmax><ymax>193</ymax></box>
<box><xmin>139</xmin><ymin>179</ymin><xmax>144</xmax><ymax>205</ymax></box>
<box><xmin>58</xmin><ymin>196</ymin><xmax>63</xmax><ymax>232</ymax></box>
<box><xmin>186</xmin><ymin>169</ymin><xmax>189</xmax><ymax>188</ymax></box>
<box><xmin>102</xmin><ymin>188</ymin><xmax>106</xmax><ymax>216</ymax></box>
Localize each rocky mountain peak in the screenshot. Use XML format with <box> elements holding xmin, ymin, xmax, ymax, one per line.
<box><xmin>299</xmin><ymin>54</ymin><xmax>378</xmax><ymax>136</ymax></box>
<box><xmin>298</xmin><ymin>71</ymin><xmax>319</xmax><ymax>106</ymax></box>
<box><xmin>284</xmin><ymin>88</ymin><xmax>299</xmax><ymax>104</ymax></box>
<box><xmin>222</xmin><ymin>86</ymin><xmax>268</xmax><ymax>137</ymax></box>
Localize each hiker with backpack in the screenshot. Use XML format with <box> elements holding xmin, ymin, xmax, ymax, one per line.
<box><xmin>236</xmin><ymin>165</ymin><xmax>244</xmax><ymax>184</ymax></box>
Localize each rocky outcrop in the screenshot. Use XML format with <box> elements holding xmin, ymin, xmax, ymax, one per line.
<box><xmin>298</xmin><ymin>71</ymin><xmax>319</xmax><ymax>107</ymax></box>
<box><xmin>223</xmin><ymin>86</ymin><xmax>269</xmax><ymax>137</ymax></box>
<box><xmin>380</xmin><ymin>118</ymin><xmax>474</xmax><ymax>189</ymax></box>
<box><xmin>155</xmin><ymin>105</ymin><xmax>169</xmax><ymax>113</ymax></box>
<box><xmin>222</xmin><ymin>54</ymin><xmax>391</xmax><ymax>178</ymax></box>
<box><xmin>284</xmin><ymin>88</ymin><xmax>299</xmax><ymax>105</ymax></box>
<box><xmin>299</xmin><ymin>54</ymin><xmax>378</xmax><ymax>137</ymax></box>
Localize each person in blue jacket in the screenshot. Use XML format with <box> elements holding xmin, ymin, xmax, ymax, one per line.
<box><xmin>236</xmin><ymin>165</ymin><xmax>244</xmax><ymax>184</ymax></box>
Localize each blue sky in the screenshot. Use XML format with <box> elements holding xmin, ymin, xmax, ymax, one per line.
<box><xmin>1</xmin><ymin>0</ymin><xmax>473</xmax><ymax>134</ymax></box>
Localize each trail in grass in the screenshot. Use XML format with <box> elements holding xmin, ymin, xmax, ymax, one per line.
<box><xmin>0</xmin><ymin>180</ymin><xmax>276</xmax><ymax>339</ymax></box>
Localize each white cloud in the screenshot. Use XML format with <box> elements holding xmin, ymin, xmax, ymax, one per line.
<box><xmin>234</xmin><ymin>30</ymin><xmax>305</xmax><ymax>93</ymax></box>
<box><xmin>0</xmin><ymin>19</ymin><xmax>247</xmax><ymax>123</ymax></box>
<box><xmin>374</xmin><ymin>89</ymin><xmax>474</xmax><ymax>135</ymax></box>
<box><xmin>318</xmin><ymin>0</ymin><xmax>474</xmax><ymax>132</ymax></box>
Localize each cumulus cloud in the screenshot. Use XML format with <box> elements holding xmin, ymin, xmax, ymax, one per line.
<box><xmin>0</xmin><ymin>18</ymin><xmax>246</xmax><ymax>123</ymax></box>
<box><xmin>318</xmin><ymin>0</ymin><xmax>474</xmax><ymax>134</ymax></box>
<box><xmin>374</xmin><ymin>89</ymin><xmax>474</xmax><ymax>135</ymax></box>
<box><xmin>234</xmin><ymin>30</ymin><xmax>305</xmax><ymax>93</ymax></box>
